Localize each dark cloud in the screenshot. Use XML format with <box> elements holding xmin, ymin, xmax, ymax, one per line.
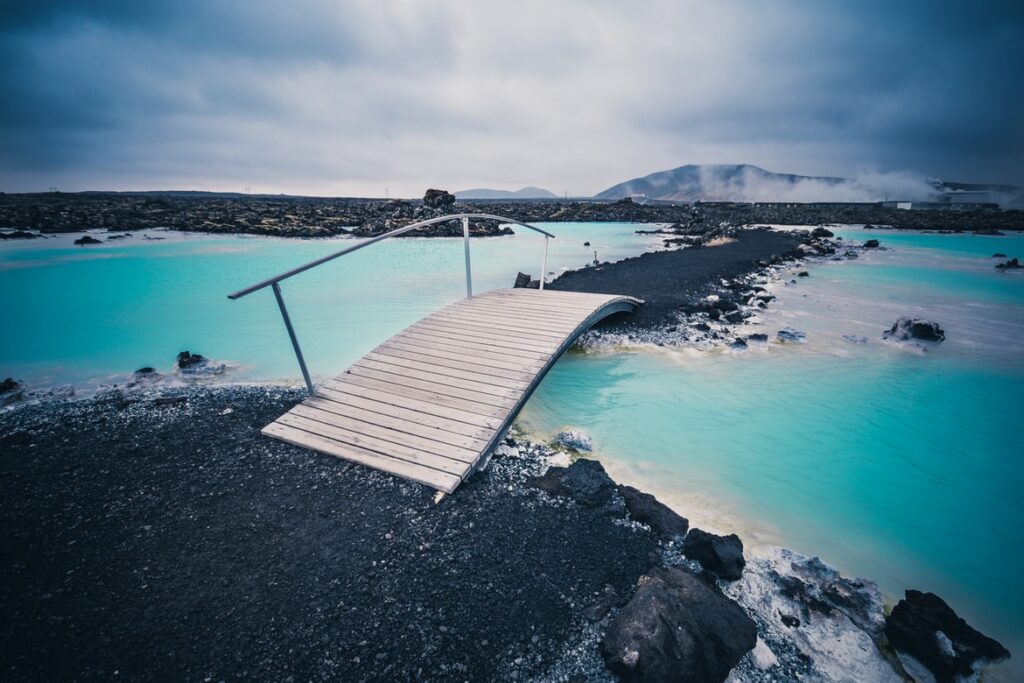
<box><xmin>0</xmin><ymin>0</ymin><xmax>1021</xmax><ymax>195</ymax></box>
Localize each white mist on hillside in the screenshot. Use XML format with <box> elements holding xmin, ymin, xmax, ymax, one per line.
<box><xmin>697</xmin><ymin>167</ymin><xmax>939</xmax><ymax>203</ymax></box>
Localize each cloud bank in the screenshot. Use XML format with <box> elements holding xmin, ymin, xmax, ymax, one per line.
<box><xmin>1</xmin><ymin>0</ymin><xmax>1022</xmax><ymax>196</ymax></box>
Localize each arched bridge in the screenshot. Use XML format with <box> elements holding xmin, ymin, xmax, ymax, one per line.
<box><xmin>229</xmin><ymin>214</ymin><xmax>641</xmax><ymax>493</ymax></box>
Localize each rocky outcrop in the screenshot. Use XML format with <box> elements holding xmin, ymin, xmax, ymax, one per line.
<box><xmin>73</xmin><ymin>235</ymin><xmax>102</xmax><ymax>245</ymax></box>
<box><xmin>883</xmin><ymin>317</ymin><xmax>945</xmax><ymax>343</ymax></box>
<box><xmin>885</xmin><ymin>590</ymin><xmax>1010</xmax><ymax>683</ymax></box>
<box><xmin>513</xmin><ymin>272</ymin><xmax>540</xmax><ymax>289</ymax></box>
<box><xmin>724</xmin><ymin>548</ymin><xmax>900</xmax><ymax>682</ymax></box>
<box><xmin>995</xmin><ymin>257</ymin><xmax>1021</xmax><ymax>269</ymax></box>
<box><xmin>619</xmin><ymin>486</ymin><xmax>689</xmax><ymax>540</ymax></box>
<box><xmin>175</xmin><ymin>351</ymin><xmax>226</xmax><ymax>375</ymax></box>
<box><xmin>811</xmin><ymin>227</ymin><xmax>834</xmax><ymax>238</ymax></box>
<box><xmin>863</xmin><ymin>239</ymin><xmax>880</xmax><ymax>248</ymax></box>
<box><xmin>601</xmin><ymin>566</ymin><xmax>757</xmax><ymax>682</ymax></box>
<box><xmin>531</xmin><ymin>458</ymin><xmax>619</xmax><ymax>510</ymax></box>
<box><xmin>776</xmin><ymin>328</ymin><xmax>806</xmax><ymax>343</ymax></box>
<box><xmin>682</xmin><ymin>529</ymin><xmax>745</xmax><ymax>581</ymax></box>
<box><xmin>1</xmin><ymin>378</ymin><xmax>25</xmax><ymax>406</ymax></box>
<box><xmin>422</xmin><ymin>188</ymin><xmax>455</xmax><ymax>209</ymax></box>
<box><xmin>554</xmin><ymin>429</ymin><xmax>593</xmax><ymax>452</ymax></box>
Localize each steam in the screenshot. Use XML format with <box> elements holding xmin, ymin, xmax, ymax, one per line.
<box><xmin>695</xmin><ymin>167</ymin><xmax>940</xmax><ymax>203</ymax></box>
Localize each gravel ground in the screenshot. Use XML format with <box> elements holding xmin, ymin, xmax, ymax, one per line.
<box><xmin>0</xmin><ymin>387</ymin><xmax>659</xmax><ymax>682</ymax></box>
<box><xmin>548</xmin><ymin>228</ymin><xmax>804</xmax><ymax>328</ymax></box>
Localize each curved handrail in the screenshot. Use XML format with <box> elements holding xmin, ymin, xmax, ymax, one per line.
<box><xmin>226</xmin><ymin>212</ymin><xmax>556</xmax><ymax>394</ymax></box>
<box><xmin>228</xmin><ymin>213</ymin><xmax>554</xmax><ymax>300</ymax></box>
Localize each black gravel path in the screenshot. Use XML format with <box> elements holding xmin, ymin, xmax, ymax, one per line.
<box><xmin>0</xmin><ymin>388</ymin><xmax>659</xmax><ymax>682</ymax></box>
<box><xmin>549</xmin><ymin>228</ymin><xmax>803</xmax><ymax>327</ymax></box>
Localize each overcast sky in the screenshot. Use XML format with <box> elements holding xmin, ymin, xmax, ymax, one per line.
<box><xmin>2</xmin><ymin>0</ymin><xmax>1022</xmax><ymax>197</ymax></box>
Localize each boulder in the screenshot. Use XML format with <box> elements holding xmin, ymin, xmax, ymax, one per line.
<box><xmin>73</xmin><ymin>235</ymin><xmax>102</xmax><ymax>245</ymax></box>
<box><xmin>777</xmin><ymin>328</ymin><xmax>807</xmax><ymax>343</ymax></box>
<box><xmin>885</xmin><ymin>590</ymin><xmax>1010</xmax><ymax>683</ymax></box>
<box><xmin>995</xmin><ymin>257</ymin><xmax>1021</xmax><ymax>269</ymax></box>
<box><xmin>682</xmin><ymin>528</ymin><xmax>746</xmax><ymax>581</ymax></box>
<box><xmin>618</xmin><ymin>485</ymin><xmax>689</xmax><ymax>539</ymax></box>
<box><xmin>513</xmin><ymin>272</ymin><xmax>532</xmax><ymax>288</ymax></box>
<box><xmin>554</xmin><ymin>429</ymin><xmax>593</xmax><ymax>452</ymax></box>
<box><xmin>991</xmin><ymin>253</ymin><xmax>1007</xmax><ymax>258</ymax></box>
<box><xmin>422</xmin><ymin>188</ymin><xmax>455</xmax><ymax>209</ymax></box>
<box><xmin>531</xmin><ymin>458</ymin><xmax>617</xmax><ymax>508</ymax></box>
<box><xmin>730</xmin><ymin>337</ymin><xmax>748</xmax><ymax>349</ymax></box>
<box><xmin>723</xmin><ymin>311</ymin><xmax>744</xmax><ymax>324</ymax></box>
<box><xmin>1</xmin><ymin>377</ymin><xmax>25</xmax><ymax>406</ymax></box>
<box><xmin>175</xmin><ymin>350</ymin><xmax>227</xmax><ymax>375</ymax></box>
<box><xmin>798</xmin><ymin>271</ymin><xmax>810</xmax><ymax>277</ymax></box>
<box><xmin>811</xmin><ymin>227</ymin><xmax>834</xmax><ymax>238</ymax></box>
<box><xmin>601</xmin><ymin>566</ymin><xmax>756</xmax><ymax>683</ymax></box>
<box><xmin>863</xmin><ymin>239</ymin><xmax>880</xmax><ymax>248</ymax></box>
<box><xmin>883</xmin><ymin>317</ymin><xmax>945</xmax><ymax>343</ymax></box>
<box><xmin>746</xmin><ymin>333</ymin><xmax>769</xmax><ymax>343</ymax></box>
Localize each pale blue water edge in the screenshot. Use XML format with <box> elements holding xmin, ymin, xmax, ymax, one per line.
<box><xmin>3</xmin><ymin>223</ymin><xmax>1023</xmax><ymax>674</ymax></box>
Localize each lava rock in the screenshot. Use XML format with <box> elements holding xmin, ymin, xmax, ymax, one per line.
<box><xmin>1</xmin><ymin>378</ymin><xmax>25</xmax><ymax>406</ymax></box>
<box><xmin>883</xmin><ymin>317</ymin><xmax>945</xmax><ymax>343</ymax></box>
<box><xmin>513</xmin><ymin>272</ymin><xmax>533</xmax><ymax>288</ymax></box>
<box><xmin>995</xmin><ymin>257</ymin><xmax>1021</xmax><ymax>269</ymax></box>
<box><xmin>885</xmin><ymin>590</ymin><xmax>1010</xmax><ymax>683</ymax></box>
<box><xmin>811</xmin><ymin>227</ymin><xmax>834</xmax><ymax>238</ymax></box>
<box><xmin>601</xmin><ymin>566</ymin><xmax>756</xmax><ymax>682</ymax></box>
<box><xmin>730</xmin><ymin>337</ymin><xmax>748</xmax><ymax>349</ymax></box>
<box><xmin>723</xmin><ymin>311</ymin><xmax>744</xmax><ymax>324</ymax></box>
<box><xmin>176</xmin><ymin>351</ymin><xmax>207</xmax><ymax>369</ymax></box>
<box><xmin>422</xmin><ymin>188</ymin><xmax>455</xmax><ymax>209</ymax></box>
<box><xmin>73</xmin><ymin>235</ymin><xmax>102</xmax><ymax>245</ymax></box>
<box><xmin>746</xmin><ymin>333</ymin><xmax>768</xmax><ymax>343</ymax></box>
<box><xmin>682</xmin><ymin>528</ymin><xmax>746</xmax><ymax>581</ymax></box>
<box><xmin>531</xmin><ymin>458</ymin><xmax>617</xmax><ymax>508</ymax></box>
<box><xmin>991</xmin><ymin>253</ymin><xmax>1007</xmax><ymax>258</ymax></box>
<box><xmin>777</xmin><ymin>327</ymin><xmax>807</xmax><ymax>343</ymax></box>
<box><xmin>554</xmin><ymin>429</ymin><xmax>593</xmax><ymax>452</ymax></box>
<box><xmin>618</xmin><ymin>485</ymin><xmax>689</xmax><ymax>539</ymax></box>
<box><xmin>798</xmin><ymin>271</ymin><xmax>810</xmax><ymax>277</ymax></box>
<box><xmin>863</xmin><ymin>239</ymin><xmax>880</xmax><ymax>248</ymax></box>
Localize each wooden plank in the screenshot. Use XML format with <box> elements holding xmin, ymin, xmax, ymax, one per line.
<box><xmin>491</xmin><ymin>289</ymin><xmax>614</xmax><ymax>306</ymax></box>
<box><xmin>355</xmin><ymin>356</ymin><xmax>526</xmax><ymax>396</ymax></box>
<box><xmin>409</xmin><ymin>319</ymin><xmax>560</xmax><ymax>352</ymax></box>
<box><xmin>284</xmin><ymin>406</ymin><xmax>478</xmax><ymax>466</ymax></box>
<box><xmin>317</xmin><ymin>383</ymin><xmax>501</xmax><ymax>430</ymax></box>
<box><xmin>309</xmin><ymin>392</ymin><xmax>493</xmax><ymax>445</ymax></box>
<box><xmin>367</xmin><ymin>347</ymin><xmax>535</xmax><ymax>383</ymax></box>
<box><xmin>382</xmin><ymin>337</ymin><xmax>548</xmax><ymax>372</ymax></box>
<box><xmin>263</xmin><ymin>422</ymin><xmax>462</xmax><ymax>493</ymax></box>
<box><xmin>403</xmin><ymin>325</ymin><xmax>557</xmax><ymax>357</ymax></box>
<box><xmin>441</xmin><ymin>304</ymin><xmax>581</xmax><ymax>329</ymax></box>
<box><xmin>426</xmin><ymin>309</ymin><xmax>575</xmax><ymax>337</ymax></box>
<box><xmin>416</xmin><ymin>314</ymin><xmax>568</xmax><ymax>342</ymax></box>
<box><xmin>342</xmin><ymin>365</ymin><xmax>518</xmax><ymax>410</ymax></box>
<box><xmin>327</xmin><ymin>374</ymin><xmax>508</xmax><ymax>420</ymax></box>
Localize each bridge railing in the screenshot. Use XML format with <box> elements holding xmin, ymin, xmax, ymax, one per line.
<box><xmin>227</xmin><ymin>213</ymin><xmax>556</xmax><ymax>394</ymax></box>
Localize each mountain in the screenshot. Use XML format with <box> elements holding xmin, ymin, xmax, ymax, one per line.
<box><xmin>454</xmin><ymin>186</ymin><xmax>558</xmax><ymax>199</ymax></box>
<box><xmin>594</xmin><ymin>164</ymin><xmax>848</xmax><ymax>202</ymax></box>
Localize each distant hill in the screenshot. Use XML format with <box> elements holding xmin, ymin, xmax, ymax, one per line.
<box><xmin>594</xmin><ymin>164</ymin><xmax>848</xmax><ymax>202</ymax></box>
<box><xmin>454</xmin><ymin>186</ymin><xmax>558</xmax><ymax>199</ymax></box>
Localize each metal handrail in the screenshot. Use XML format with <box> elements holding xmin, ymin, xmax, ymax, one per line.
<box><xmin>227</xmin><ymin>213</ymin><xmax>556</xmax><ymax>393</ymax></box>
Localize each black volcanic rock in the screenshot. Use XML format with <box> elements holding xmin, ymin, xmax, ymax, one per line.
<box><xmin>618</xmin><ymin>485</ymin><xmax>689</xmax><ymax>539</ymax></box>
<box><xmin>531</xmin><ymin>459</ymin><xmax>618</xmax><ymax>509</ymax></box>
<box><xmin>995</xmin><ymin>257</ymin><xmax>1020</xmax><ymax>269</ymax></box>
<box><xmin>863</xmin><ymin>239</ymin><xmax>880</xmax><ymax>248</ymax></box>
<box><xmin>73</xmin><ymin>235</ymin><xmax>102</xmax><ymax>245</ymax></box>
<box><xmin>601</xmin><ymin>565</ymin><xmax>756</xmax><ymax>682</ymax></box>
<box><xmin>682</xmin><ymin>528</ymin><xmax>746</xmax><ymax>581</ymax></box>
<box><xmin>885</xmin><ymin>590</ymin><xmax>1010</xmax><ymax>683</ymax></box>
<box><xmin>422</xmin><ymin>188</ymin><xmax>455</xmax><ymax>209</ymax></box>
<box><xmin>811</xmin><ymin>227</ymin><xmax>835</xmax><ymax>238</ymax></box>
<box><xmin>884</xmin><ymin>317</ymin><xmax>945</xmax><ymax>343</ymax></box>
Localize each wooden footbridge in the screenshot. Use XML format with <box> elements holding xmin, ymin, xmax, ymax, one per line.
<box><xmin>229</xmin><ymin>214</ymin><xmax>640</xmax><ymax>493</ymax></box>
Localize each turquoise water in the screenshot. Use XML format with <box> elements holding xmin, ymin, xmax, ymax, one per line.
<box><xmin>3</xmin><ymin>224</ymin><xmax>1023</xmax><ymax>675</ymax></box>
<box><xmin>520</xmin><ymin>227</ymin><xmax>1024</xmax><ymax>676</ymax></box>
<box><xmin>0</xmin><ymin>224</ymin><xmax>662</xmax><ymax>387</ymax></box>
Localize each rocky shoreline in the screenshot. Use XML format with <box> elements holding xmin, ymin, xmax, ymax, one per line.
<box><xmin>0</xmin><ymin>385</ymin><xmax>1010</xmax><ymax>681</ymax></box>
<box><xmin>2</xmin><ymin>192</ymin><xmax>1022</xmax><ymax>240</ymax></box>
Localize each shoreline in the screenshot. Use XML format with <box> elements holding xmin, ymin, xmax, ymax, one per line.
<box><xmin>0</xmin><ymin>384</ymin><xmax>1011</xmax><ymax>681</ymax></box>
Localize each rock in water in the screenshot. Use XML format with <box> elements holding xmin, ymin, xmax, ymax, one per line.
<box><xmin>885</xmin><ymin>590</ymin><xmax>1010</xmax><ymax>683</ymax></box>
<box><xmin>513</xmin><ymin>272</ymin><xmax>532</xmax><ymax>288</ymax></box>
<box><xmin>73</xmin><ymin>235</ymin><xmax>102</xmax><ymax>245</ymax></box>
<box><xmin>555</xmin><ymin>429</ymin><xmax>593</xmax><ymax>452</ymax></box>
<box><xmin>995</xmin><ymin>257</ymin><xmax>1021</xmax><ymax>269</ymax></box>
<box><xmin>618</xmin><ymin>485</ymin><xmax>689</xmax><ymax>539</ymax></box>
<box><xmin>811</xmin><ymin>227</ymin><xmax>834</xmax><ymax>238</ymax></box>
<box><xmin>682</xmin><ymin>528</ymin><xmax>746</xmax><ymax>581</ymax></box>
<box><xmin>1</xmin><ymin>377</ymin><xmax>25</xmax><ymax>406</ymax></box>
<box><xmin>422</xmin><ymin>188</ymin><xmax>455</xmax><ymax>209</ymax></box>
<box><xmin>531</xmin><ymin>458</ymin><xmax>618</xmax><ymax>509</ymax></box>
<box><xmin>175</xmin><ymin>351</ymin><xmax>226</xmax><ymax>375</ymax></box>
<box><xmin>883</xmin><ymin>317</ymin><xmax>945</xmax><ymax>343</ymax></box>
<box><xmin>863</xmin><ymin>239</ymin><xmax>880</xmax><ymax>248</ymax></box>
<box><xmin>601</xmin><ymin>566</ymin><xmax>756</xmax><ymax>682</ymax></box>
<box><xmin>777</xmin><ymin>328</ymin><xmax>807</xmax><ymax>343</ymax></box>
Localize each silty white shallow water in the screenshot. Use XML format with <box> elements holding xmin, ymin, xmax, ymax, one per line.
<box><xmin>519</xmin><ymin>226</ymin><xmax>1024</xmax><ymax>679</ymax></box>
<box><xmin>3</xmin><ymin>223</ymin><xmax>1022</xmax><ymax>677</ymax></box>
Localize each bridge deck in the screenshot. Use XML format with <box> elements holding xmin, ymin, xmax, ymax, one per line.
<box><xmin>262</xmin><ymin>288</ymin><xmax>640</xmax><ymax>492</ymax></box>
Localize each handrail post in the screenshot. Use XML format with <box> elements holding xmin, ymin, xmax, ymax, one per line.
<box><xmin>539</xmin><ymin>236</ymin><xmax>549</xmax><ymax>291</ymax></box>
<box><xmin>272</xmin><ymin>282</ymin><xmax>314</xmax><ymax>395</ymax></box>
<box><xmin>462</xmin><ymin>215</ymin><xmax>473</xmax><ymax>298</ymax></box>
